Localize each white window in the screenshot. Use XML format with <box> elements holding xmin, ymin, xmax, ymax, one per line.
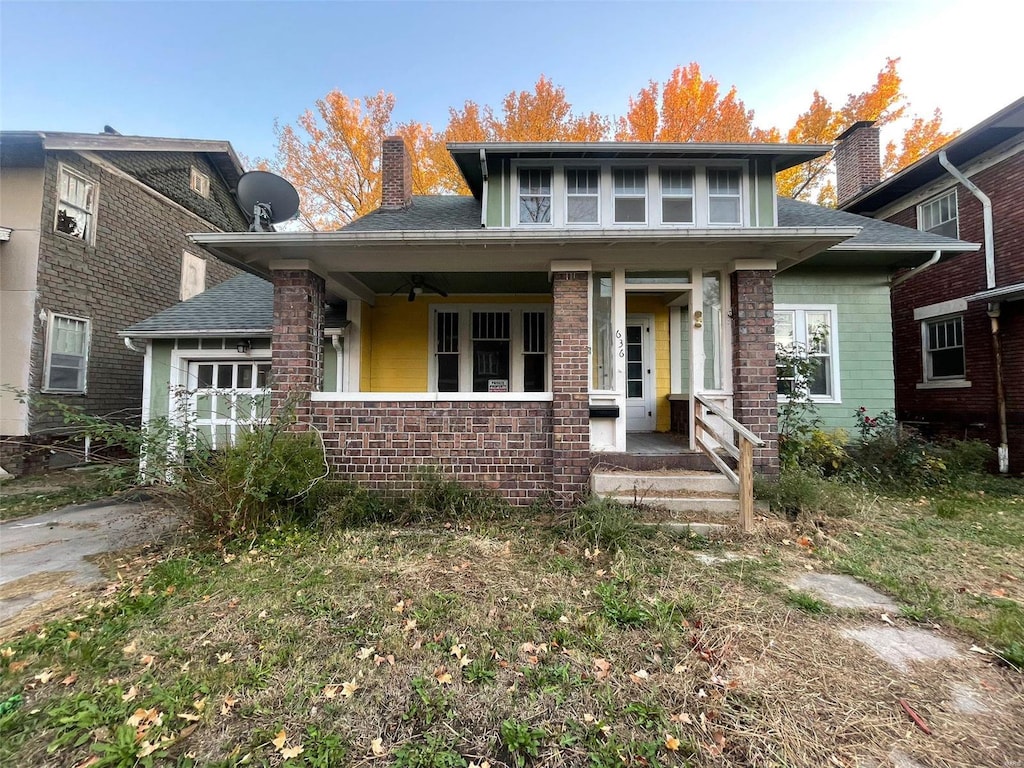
<box><xmin>775</xmin><ymin>306</ymin><xmax>839</xmax><ymax>401</ymax></box>
<box><xmin>44</xmin><ymin>313</ymin><xmax>90</xmax><ymax>393</ymax></box>
<box><xmin>187</xmin><ymin>360</ymin><xmax>272</xmax><ymax>449</ymax></box>
<box><xmin>432</xmin><ymin>306</ymin><xmax>549</xmax><ymax>393</ymax></box>
<box><xmin>660</xmin><ymin>168</ymin><xmax>695</xmax><ymax>224</ymax></box>
<box><xmin>55</xmin><ymin>166</ymin><xmax>97</xmax><ymax>243</ymax></box>
<box><xmin>613</xmin><ymin>168</ymin><xmax>647</xmax><ymax>224</ymax></box>
<box><xmin>518</xmin><ymin>169</ymin><xmax>552</xmax><ymax>224</ymax></box>
<box><xmin>180</xmin><ymin>251</ymin><xmax>207</xmax><ymax>301</ymax></box>
<box><xmin>918</xmin><ymin>190</ymin><xmax>958</xmax><ymax>238</ymax></box>
<box><xmin>922</xmin><ymin>315</ymin><xmax>965</xmax><ymax>381</ymax></box>
<box><xmin>189</xmin><ymin>167</ymin><xmax>211</xmax><ymax>198</ymax></box>
<box><xmin>565</xmin><ymin>168</ymin><xmax>599</xmax><ymax>224</ymax></box>
<box><xmin>707</xmin><ymin>168</ymin><xmax>741</xmax><ymax>224</ymax></box>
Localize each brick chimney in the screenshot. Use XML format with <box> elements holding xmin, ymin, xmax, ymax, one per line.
<box><xmin>381</xmin><ymin>135</ymin><xmax>413</xmax><ymax>210</ymax></box>
<box><xmin>834</xmin><ymin>121</ymin><xmax>880</xmax><ymax>206</ymax></box>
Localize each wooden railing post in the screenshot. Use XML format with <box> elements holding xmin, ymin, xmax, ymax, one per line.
<box><xmin>739</xmin><ymin>438</ymin><xmax>754</xmax><ymax>533</ymax></box>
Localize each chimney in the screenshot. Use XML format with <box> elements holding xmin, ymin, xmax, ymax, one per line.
<box><xmin>834</xmin><ymin>121</ymin><xmax>880</xmax><ymax>206</ymax></box>
<box><xmin>381</xmin><ymin>135</ymin><xmax>413</xmax><ymax>210</ymax></box>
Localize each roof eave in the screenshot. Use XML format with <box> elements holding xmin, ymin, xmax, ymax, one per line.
<box><xmin>118</xmin><ymin>328</ymin><xmax>272</xmax><ymax>339</ymax></box>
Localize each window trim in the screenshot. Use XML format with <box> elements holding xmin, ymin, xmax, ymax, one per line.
<box><xmin>774</xmin><ymin>304</ymin><xmax>841</xmax><ymax>404</ymax></box>
<box><xmin>612</xmin><ymin>167</ymin><xmax>649</xmax><ymax>226</ymax></box>
<box><xmin>42</xmin><ymin>312</ymin><xmax>91</xmax><ymax>394</ymax></box>
<box><xmin>54</xmin><ymin>164</ymin><xmax>99</xmax><ymax>245</ymax></box>
<box><xmin>659</xmin><ymin>167</ymin><xmax>696</xmax><ymax>225</ymax></box>
<box><xmin>189</xmin><ymin>167</ymin><xmax>211</xmax><ymax>198</ymax></box>
<box><xmin>564</xmin><ymin>167</ymin><xmax>601</xmax><ymax>225</ymax></box>
<box><xmin>428</xmin><ymin>303</ymin><xmax>552</xmax><ymax>393</ymax></box>
<box><xmin>516</xmin><ymin>167</ymin><xmax>554</xmax><ymax>225</ymax></box>
<box><xmin>706</xmin><ymin>167</ymin><xmax>744</xmax><ymax>226</ymax></box>
<box><xmin>920</xmin><ymin>313</ymin><xmax>967</xmax><ymax>384</ymax></box>
<box><xmin>917</xmin><ymin>188</ymin><xmax>958</xmax><ymax>238</ymax></box>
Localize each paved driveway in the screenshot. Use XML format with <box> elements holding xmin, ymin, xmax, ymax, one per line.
<box><xmin>0</xmin><ymin>498</ymin><xmax>179</xmax><ymax>636</ymax></box>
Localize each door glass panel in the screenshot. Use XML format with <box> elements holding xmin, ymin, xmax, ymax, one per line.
<box><xmin>217</xmin><ymin>365</ymin><xmax>233</xmax><ymax>389</ymax></box>
<box><xmin>592</xmin><ymin>274</ymin><xmax>613</xmax><ymax>390</ymax></box>
<box><xmin>237</xmin><ymin>364</ymin><xmax>253</xmax><ymax>389</ymax></box>
<box><xmin>256</xmin><ymin>364</ymin><xmax>271</xmax><ymax>387</ymax></box>
<box><xmin>702</xmin><ymin>272</ymin><xmax>722</xmax><ymax>390</ymax></box>
<box><xmin>197</xmin><ymin>364</ymin><xmax>214</xmax><ymax>388</ymax></box>
<box><xmin>626</xmin><ymin>325</ymin><xmax>643</xmax><ymax>399</ymax></box>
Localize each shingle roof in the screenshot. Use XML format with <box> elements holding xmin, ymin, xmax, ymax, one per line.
<box><xmin>776</xmin><ymin>196</ymin><xmax>974</xmax><ymax>249</ymax></box>
<box><xmin>341</xmin><ymin>195</ymin><xmax>480</xmax><ymax>231</ymax></box>
<box><xmin>121</xmin><ymin>272</ymin><xmax>272</xmax><ymax>336</ymax></box>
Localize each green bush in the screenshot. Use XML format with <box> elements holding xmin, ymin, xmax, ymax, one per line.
<box><xmin>562</xmin><ymin>497</ymin><xmax>639</xmax><ymax>552</ymax></box>
<box><xmin>756</xmin><ymin>466</ymin><xmax>861</xmax><ymax>519</ymax></box>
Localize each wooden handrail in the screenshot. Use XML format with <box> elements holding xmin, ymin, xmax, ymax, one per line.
<box><xmin>693</xmin><ymin>394</ymin><xmax>764</xmax><ymax>533</ymax></box>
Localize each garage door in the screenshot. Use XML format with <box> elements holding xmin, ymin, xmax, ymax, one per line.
<box><xmin>186</xmin><ymin>360</ymin><xmax>271</xmax><ymax>449</ymax></box>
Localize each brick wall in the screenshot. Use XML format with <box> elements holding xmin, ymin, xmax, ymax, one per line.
<box><xmin>731</xmin><ymin>269</ymin><xmax>779</xmax><ymax>477</ymax></box>
<box><xmin>889</xmin><ymin>152</ymin><xmax>1024</xmax><ymax>472</ymax></box>
<box><xmin>550</xmin><ymin>271</ymin><xmax>591</xmax><ymax>505</ymax></box>
<box><xmin>381</xmin><ymin>136</ymin><xmax>413</xmax><ymax>210</ymax></box>
<box><xmin>25</xmin><ymin>151</ymin><xmax>240</xmax><ymax>442</ymax></box>
<box><xmin>310</xmin><ymin>400</ymin><xmax>553</xmax><ymax>505</ymax></box>
<box><xmin>271</xmin><ymin>269</ymin><xmax>325</xmax><ymax>422</ymax></box>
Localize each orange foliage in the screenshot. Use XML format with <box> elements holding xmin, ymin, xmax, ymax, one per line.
<box><xmin>882</xmin><ymin>108</ymin><xmax>960</xmax><ymax>176</ymax></box>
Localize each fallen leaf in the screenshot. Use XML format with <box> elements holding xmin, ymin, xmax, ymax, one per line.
<box><xmin>880</xmin><ymin>613</ymin><xmax>895</xmax><ymax>626</ymax></box>
<box><xmin>341</xmin><ymin>680</ymin><xmax>360</xmax><ymax>698</ymax></box>
<box><xmin>370</xmin><ymin>737</ymin><xmax>385</xmax><ymax>756</ymax></box>
<box><xmin>67</xmin><ymin>631</ymin><xmax>80</xmax><ymax>641</ymax></box>
<box><xmin>137</xmin><ymin>741</ymin><xmax>161</xmax><ymax>758</ymax></box>
<box><xmin>33</xmin><ymin>670</ymin><xmax>55</xmax><ymax>684</ymax></box>
<box><xmin>178</xmin><ymin>712</ymin><xmax>202</xmax><ymax>722</ymax></box>
<box><xmin>356</xmin><ymin>646</ymin><xmax>375</xmax><ymax>660</ymax></box>
<box><xmin>140</xmin><ymin>654</ymin><xmax>156</xmax><ymax>667</ymax></box>
<box><xmin>629</xmin><ymin>669</ymin><xmax>650</xmax><ymax>684</ymax></box>
<box><xmin>665</xmin><ymin>734</ymin><xmax>680</xmax><ymax>751</ymax></box>
<box><xmin>8</xmin><ymin>660</ymin><xmax>28</xmax><ymax>673</ymax></box>
<box><xmin>271</xmin><ymin>730</ymin><xmax>287</xmax><ymax>750</ymax></box>
<box><xmin>217</xmin><ymin>652</ymin><xmax>234</xmax><ymax>665</ymax></box>
<box><xmin>61</xmin><ymin>673</ymin><xmax>78</xmax><ymax>687</ymax></box>
<box><xmin>1</xmin><ymin>647</ymin><xmax>15</xmax><ymax>659</ymax></box>
<box><xmin>969</xmin><ymin>645</ymin><xmax>990</xmax><ymax>655</ymax></box>
<box><xmin>221</xmin><ymin>694</ymin><xmax>238</xmax><ymax>715</ymax></box>
<box><xmin>122</xmin><ymin>686</ymin><xmax>139</xmax><ymax>702</ymax></box>
<box><xmin>991</xmin><ymin>588</ymin><xmax>1008</xmax><ymax>598</ymax></box>
<box><xmin>393</xmin><ymin>600</ymin><xmax>406</xmax><ymax>613</ymax></box>
<box><xmin>796</xmin><ymin>535</ymin><xmax>814</xmax><ymax>548</ymax></box>
<box><xmin>403</xmin><ymin>618</ymin><xmax>417</xmax><ymax>632</ymax></box>
<box><xmin>435</xmin><ymin>669</ymin><xmax>453</xmax><ymax>685</ymax></box>
<box><xmin>280</xmin><ymin>745</ymin><xmax>304</xmax><ymax>760</ymax></box>
<box><xmin>122</xmin><ymin>641</ymin><xmax>138</xmax><ymax>655</ymax></box>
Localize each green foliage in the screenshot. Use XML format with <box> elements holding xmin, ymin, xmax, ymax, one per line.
<box><xmin>462</xmin><ymin>656</ymin><xmax>497</xmax><ymax>685</ymax></box>
<box><xmin>594</xmin><ymin>581</ymin><xmax>650</xmax><ymax>627</ymax></box>
<box><xmin>182</xmin><ymin>423</ymin><xmax>327</xmax><ymax>542</ymax></box>
<box><xmin>775</xmin><ymin>327</ymin><xmax>827</xmax><ymax>469</ymax></box>
<box><xmin>301</xmin><ymin>726</ymin><xmax>349</xmax><ymax>768</ymax></box>
<box><xmin>562</xmin><ymin>497</ymin><xmax>639</xmax><ymax>552</ymax></box>
<box><xmin>845</xmin><ymin>409</ymin><xmax>948</xmax><ymax>492</ymax></box>
<box><xmin>394</xmin><ymin>735</ymin><xmax>467</xmax><ymax>768</ymax></box>
<box><xmin>498</xmin><ymin>719</ymin><xmax>546</xmax><ymax>768</ymax></box>
<box><xmin>756</xmin><ymin>467</ymin><xmax>861</xmax><ymax>519</ymax></box>
<box><xmin>403</xmin><ymin>677</ymin><xmax>454</xmax><ymax>727</ymax></box>
<box><xmin>785</xmin><ymin>590</ymin><xmax>829</xmax><ymax>614</ymax></box>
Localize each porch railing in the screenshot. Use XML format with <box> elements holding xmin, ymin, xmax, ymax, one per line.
<box><xmin>693</xmin><ymin>394</ymin><xmax>765</xmax><ymax>533</ymax></box>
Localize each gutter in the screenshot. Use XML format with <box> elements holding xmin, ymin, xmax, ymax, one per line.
<box><xmin>891</xmin><ymin>250</ymin><xmax>941</xmax><ymax>287</ymax></box>
<box><xmin>479</xmin><ymin>149</ymin><xmax>488</xmax><ymax>228</ymax></box>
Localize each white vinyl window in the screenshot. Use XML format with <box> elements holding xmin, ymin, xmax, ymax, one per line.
<box><xmin>55</xmin><ymin>166</ymin><xmax>98</xmax><ymax>243</ymax></box>
<box><xmin>775</xmin><ymin>305</ymin><xmax>839</xmax><ymax>401</ymax></box>
<box><xmin>518</xmin><ymin>169</ymin><xmax>552</xmax><ymax>224</ymax></box>
<box><xmin>922</xmin><ymin>315</ymin><xmax>965</xmax><ymax>381</ymax></box>
<box><xmin>613</xmin><ymin>168</ymin><xmax>647</xmax><ymax>224</ymax></box>
<box><xmin>43</xmin><ymin>313</ymin><xmax>90</xmax><ymax>393</ymax></box>
<box><xmin>707</xmin><ymin>168</ymin><xmax>742</xmax><ymax>224</ymax></box>
<box><xmin>189</xmin><ymin>167</ymin><xmax>211</xmax><ymax>198</ymax></box>
<box><xmin>432</xmin><ymin>306</ymin><xmax>550</xmax><ymax>393</ymax></box>
<box><xmin>565</xmin><ymin>168</ymin><xmax>599</xmax><ymax>224</ymax></box>
<box><xmin>660</xmin><ymin>168</ymin><xmax>695</xmax><ymax>224</ymax></box>
<box><xmin>918</xmin><ymin>190</ymin><xmax>958</xmax><ymax>238</ymax></box>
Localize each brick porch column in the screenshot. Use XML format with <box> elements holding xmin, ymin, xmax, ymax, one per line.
<box><xmin>551</xmin><ymin>270</ymin><xmax>590</xmax><ymax>506</ymax></box>
<box><xmin>271</xmin><ymin>268</ymin><xmax>325</xmax><ymax>423</ymax></box>
<box><xmin>731</xmin><ymin>269</ymin><xmax>779</xmax><ymax>478</ymax></box>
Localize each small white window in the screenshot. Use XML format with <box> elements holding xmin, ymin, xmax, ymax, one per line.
<box><xmin>660</xmin><ymin>168</ymin><xmax>694</xmax><ymax>224</ymax></box>
<box><xmin>190</xmin><ymin>167</ymin><xmax>211</xmax><ymax>198</ymax></box>
<box><xmin>775</xmin><ymin>306</ymin><xmax>839</xmax><ymax>401</ymax></box>
<box><xmin>918</xmin><ymin>190</ymin><xmax>957</xmax><ymax>238</ymax></box>
<box><xmin>55</xmin><ymin>166</ymin><xmax>97</xmax><ymax>243</ymax></box>
<box><xmin>613</xmin><ymin>168</ymin><xmax>647</xmax><ymax>224</ymax></box>
<box><xmin>565</xmin><ymin>169</ymin><xmax>599</xmax><ymax>224</ymax></box>
<box><xmin>923</xmin><ymin>315</ymin><xmax>965</xmax><ymax>381</ymax></box>
<box><xmin>518</xmin><ymin>169</ymin><xmax>552</xmax><ymax>224</ymax></box>
<box><xmin>44</xmin><ymin>313</ymin><xmax>90</xmax><ymax>393</ymax></box>
<box><xmin>707</xmin><ymin>168</ymin><xmax>741</xmax><ymax>224</ymax></box>
<box><xmin>180</xmin><ymin>251</ymin><xmax>207</xmax><ymax>301</ymax></box>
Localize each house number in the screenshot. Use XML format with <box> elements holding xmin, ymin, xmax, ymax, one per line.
<box><xmin>616</xmin><ymin>329</ymin><xmax>624</xmax><ymax>358</ymax></box>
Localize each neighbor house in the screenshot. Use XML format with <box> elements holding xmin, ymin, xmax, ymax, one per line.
<box><xmin>120</xmin><ymin>137</ymin><xmax>975</xmax><ymax>511</ymax></box>
<box><xmin>0</xmin><ymin>130</ymin><xmax>249</xmax><ymax>474</ymax></box>
<box><xmin>839</xmin><ymin>97</ymin><xmax>1024</xmax><ymax>474</ymax></box>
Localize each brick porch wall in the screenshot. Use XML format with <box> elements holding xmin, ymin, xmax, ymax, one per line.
<box><xmin>550</xmin><ymin>271</ymin><xmax>591</xmax><ymax>505</ymax></box>
<box><xmin>731</xmin><ymin>269</ymin><xmax>780</xmax><ymax>477</ymax></box>
<box><xmin>310</xmin><ymin>400</ymin><xmax>553</xmax><ymax>505</ymax></box>
<box><xmin>271</xmin><ymin>269</ymin><xmax>325</xmax><ymax>421</ymax></box>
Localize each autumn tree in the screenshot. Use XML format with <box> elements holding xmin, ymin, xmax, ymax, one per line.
<box><xmin>882</xmin><ymin>108</ymin><xmax>959</xmax><ymax>177</ymax></box>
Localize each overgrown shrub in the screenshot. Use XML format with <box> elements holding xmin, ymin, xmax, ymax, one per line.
<box><xmin>562</xmin><ymin>497</ymin><xmax>640</xmax><ymax>551</ymax></box>
<box><xmin>755</xmin><ymin>466</ymin><xmax>862</xmax><ymax>519</ymax></box>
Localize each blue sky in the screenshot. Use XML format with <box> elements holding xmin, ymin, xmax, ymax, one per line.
<box><xmin>1</xmin><ymin>1</ymin><xmax>1016</xmax><ymax>164</ymax></box>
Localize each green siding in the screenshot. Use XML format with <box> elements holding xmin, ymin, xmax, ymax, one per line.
<box><xmin>755</xmin><ymin>158</ymin><xmax>775</xmax><ymax>226</ymax></box>
<box><xmin>774</xmin><ymin>269</ymin><xmax>895</xmax><ymax>432</ymax></box>
<box><xmin>149</xmin><ymin>341</ymin><xmax>175</xmax><ymax>420</ymax></box>
<box><xmin>485</xmin><ymin>170</ymin><xmax>505</xmax><ymax>227</ymax></box>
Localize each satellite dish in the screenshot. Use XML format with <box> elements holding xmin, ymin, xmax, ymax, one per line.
<box><xmin>236</xmin><ymin>171</ymin><xmax>300</xmax><ymax>232</ymax></box>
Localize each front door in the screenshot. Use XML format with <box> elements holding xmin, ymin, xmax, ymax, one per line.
<box><xmin>625</xmin><ymin>315</ymin><xmax>655</xmax><ymax>431</ymax></box>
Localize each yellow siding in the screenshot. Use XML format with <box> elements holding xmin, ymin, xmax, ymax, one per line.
<box><xmin>365</xmin><ymin>295</ymin><xmax>551</xmax><ymax>392</ymax></box>
<box><xmin>626</xmin><ymin>295</ymin><xmax>672</xmax><ymax>432</ymax></box>
<box><xmin>359</xmin><ymin>305</ymin><xmax>373</xmax><ymax>392</ymax></box>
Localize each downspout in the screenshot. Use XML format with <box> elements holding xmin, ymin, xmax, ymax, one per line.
<box><xmin>479</xmin><ymin>149</ymin><xmax>488</xmax><ymax>228</ymax></box>
<box><xmin>937</xmin><ymin>150</ymin><xmax>1007</xmax><ymax>471</ymax></box>
<box><xmin>124</xmin><ymin>337</ymin><xmax>145</xmax><ymax>353</ymax></box>
<box><xmin>891</xmin><ymin>250</ymin><xmax>941</xmax><ymax>287</ymax></box>
<box><xmin>330</xmin><ymin>332</ymin><xmax>344</xmax><ymax>392</ymax></box>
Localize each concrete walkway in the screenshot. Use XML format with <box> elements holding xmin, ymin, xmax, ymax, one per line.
<box><xmin>0</xmin><ymin>497</ymin><xmax>180</xmax><ymax>636</ymax></box>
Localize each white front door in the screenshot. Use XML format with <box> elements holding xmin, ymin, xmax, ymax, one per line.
<box><xmin>625</xmin><ymin>315</ymin><xmax>655</xmax><ymax>431</ymax></box>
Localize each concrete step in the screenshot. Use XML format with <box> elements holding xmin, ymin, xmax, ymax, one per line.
<box><xmin>604</xmin><ymin>494</ymin><xmax>739</xmax><ymax>515</ymax></box>
<box><xmin>592</xmin><ymin>470</ymin><xmax>737</xmax><ymax>495</ymax></box>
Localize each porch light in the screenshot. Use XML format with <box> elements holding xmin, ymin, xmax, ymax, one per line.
<box><xmin>236</xmin><ymin>339</ymin><xmax>251</xmax><ymax>354</ymax></box>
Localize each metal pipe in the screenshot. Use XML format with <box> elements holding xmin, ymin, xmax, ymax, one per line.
<box><xmin>988</xmin><ymin>303</ymin><xmax>1010</xmax><ymax>473</ymax></box>
<box><xmin>891</xmin><ymin>250</ymin><xmax>941</xmax><ymax>287</ymax></box>
<box><xmin>938</xmin><ymin>151</ymin><xmax>995</xmax><ymax>289</ymax></box>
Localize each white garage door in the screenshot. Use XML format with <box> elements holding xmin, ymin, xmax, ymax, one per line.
<box><xmin>186</xmin><ymin>360</ymin><xmax>271</xmax><ymax>449</ymax></box>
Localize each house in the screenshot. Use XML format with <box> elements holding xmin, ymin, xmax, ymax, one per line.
<box><xmin>120</xmin><ymin>137</ymin><xmax>975</xmax><ymax>510</ymax></box>
<box><xmin>0</xmin><ymin>130</ymin><xmax>250</xmax><ymax>474</ymax></box>
<box><xmin>839</xmin><ymin>97</ymin><xmax>1024</xmax><ymax>474</ymax></box>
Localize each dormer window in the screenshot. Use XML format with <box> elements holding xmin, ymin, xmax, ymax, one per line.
<box><xmin>660</xmin><ymin>168</ymin><xmax>695</xmax><ymax>224</ymax></box>
<box><xmin>565</xmin><ymin>169</ymin><xmax>599</xmax><ymax>224</ymax></box>
<box><xmin>707</xmin><ymin>169</ymin><xmax>741</xmax><ymax>224</ymax></box>
<box><xmin>613</xmin><ymin>168</ymin><xmax>647</xmax><ymax>224</ymax></box>
<box><xmin>518</xmin><ymin>169</ymin><xmax>552</xmax><ymax>224</ymax></box>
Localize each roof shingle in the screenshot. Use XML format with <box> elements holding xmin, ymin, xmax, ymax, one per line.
<box><xmin>121</xmin><ymin>273</ymin><xmax>272</xmax><ymax>336</ymax></box>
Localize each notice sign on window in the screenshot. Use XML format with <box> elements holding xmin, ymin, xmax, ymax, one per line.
<box><xmin>488</xmin><ymin>379</ymin><xmax>509</xmax><ymax>393</ymax></box>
